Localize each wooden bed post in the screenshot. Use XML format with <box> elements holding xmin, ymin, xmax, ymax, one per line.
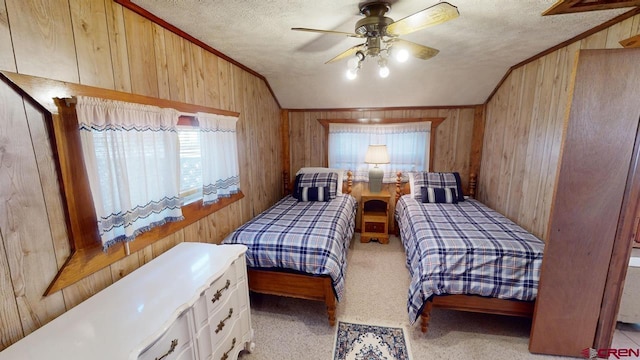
<box><xmin>395</xmin><ymin>172</ymin><xmax>403</xmax><ymax>236</ymax></box>
<box><xmin>395</xmin><ymin>172</ymin><xmax>402</xmax><ymax>203</ymax></box>
<box><xmin>283</xmin><ymin>170</ymin><xmax>290</xmax><ymax>196</ymax></box>
<box><xmin>421</xmin><ymin>301</ymin><xmax>433</xmax><ymax>333</ymax></box>
<box><xmin>469</xmin><ymin>173</ymin><xmax>477</xmax><ymax>199</ymax></box>
<box><xmin>324</xmin><ymin>278</ymin><xmax>337</xmax><ymax>326</ymax></box>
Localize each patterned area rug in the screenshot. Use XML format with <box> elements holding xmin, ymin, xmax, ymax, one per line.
<box><xmin>333</xmin><ymin>321</ymin><xmax>411</xmax><ymax>360</ymax></box>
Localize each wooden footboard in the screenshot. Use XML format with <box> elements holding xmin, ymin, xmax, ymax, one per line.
<box><xmin>247</xmin><ymin>269</ymin><xmax>337</xmax><ymax>325</ymax></box>
<box><xmin>420</xmin><ymin>295</ymin><xmax>535</xmax><ymax>333</ymax></box>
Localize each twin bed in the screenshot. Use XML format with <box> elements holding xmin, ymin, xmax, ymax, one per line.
<box><xmin>223</xmin><ymin>168</ymin><xmax>356</xmax><ymax>325</ymax></box>
<box><xmin>394</xmin><ymin>172</ymin><xmax>545</xmax><ymax>332</ymax></box>
<box><xmin>223</xmin><ymin>168</ymin><xmax>544</xmax><ymax>334</ymax></box>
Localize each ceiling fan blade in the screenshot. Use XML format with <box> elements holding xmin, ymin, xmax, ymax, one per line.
<box><xmin>390</xmin><ymin>39</ymin><xmax>439</xmax><ymax>60</ymax></box>
<box><xmin>385</xmin><ymin>2</ymin><xmax>460</xmax><ymax>36</ymax></box>
<box><xmin>325</xmin><ymin>44</ymin><xmax>366</xmax><ymax>64</ymax></box>
<box><xmin>291</xmin><ymin>28</ymin><xmax>362</xmax><ymax>38</ymax></box>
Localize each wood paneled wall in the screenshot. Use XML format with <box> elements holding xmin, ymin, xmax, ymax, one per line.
<box><xmin>479</xmin><ymin>14</ymin><xmax>640</xmax><ymax>241</ymax></box>
<box><xmin>0</xmin><ymin>0</ymin><xmax>281</xmax><ymax>350</ymax></box>
<box><xmin>288</xmin><ymin>108</ymin><xmax>480</xmax><ymax>230</ymax></box>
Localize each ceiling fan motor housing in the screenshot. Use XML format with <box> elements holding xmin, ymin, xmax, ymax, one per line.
<box><xmin>356</xmin><ymin>2</ymin><xmax>395</xmax><ymax>38</ymax></box>
<box><xmin>355</xmin><ymin>16</ymin><xmax>394</xmax><ymax>37</ymax></box>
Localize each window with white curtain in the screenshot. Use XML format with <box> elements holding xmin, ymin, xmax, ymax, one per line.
<box><xmin>77</xmin><ymin>96</ymin><xmax>241</xmax><ymax>251</ymax></box>
<box><xmin>196</xmin><ymin>112</ymin><xmax>241</xmax><ymax>205</ymax></box>
<box><xmin>177</xmin><ymin>121</ymin><xmax>203</xmax><ymax>204</ymax></box>
<box><xmin>77</xmin><ymin>96</ymin><xmax>184</xmax><ymax>250</ymax></box>
<box><xmin>328</xmin><ymin>122</ymin><xmax>431</xmax><ymax>182</ymax></box>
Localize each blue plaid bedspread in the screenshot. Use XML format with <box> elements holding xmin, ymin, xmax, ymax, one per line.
<box><xmin>395</xmin><ymin>195</ymin><xmax>545</xmax><ymax>323</ymax></box>
<box><xmin>223</xmin><ymin>194</ymin><xmax>357</xmax><ymax>300</ymax></box>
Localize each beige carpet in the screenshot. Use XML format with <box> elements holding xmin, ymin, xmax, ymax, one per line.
<box><xmin>239</xmin><ymin>234</ymin><xmax>572</xmax><ymax>360</ymax></box>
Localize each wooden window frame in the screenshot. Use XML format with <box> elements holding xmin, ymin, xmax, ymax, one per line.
<box><xmin>0</xmin><ymin>71</ymin><xmax>243</xmax><ymax>295</ymax></box>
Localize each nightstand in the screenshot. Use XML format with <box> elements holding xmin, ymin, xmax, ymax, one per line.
<box><xmin>360</xmin><ymin>189</ymin><xmax>390</xmax><ymax>244</ymax></box>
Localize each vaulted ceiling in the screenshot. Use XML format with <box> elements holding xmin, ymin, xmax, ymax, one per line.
<box><xmin>127</xmin><ymin>0</ymin><xmax>637</xmax><ymax>109</ymax></box>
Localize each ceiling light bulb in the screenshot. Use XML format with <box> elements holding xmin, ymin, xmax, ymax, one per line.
<box><xmin>395</xmin><ymin>48</ymin><xmax>409</xmax><ymax>63</ymax></box>
<box><xmin>379</xmin><ymin>65</ymin><xmax>389</xmax><ymax>78</ymax></box>
<box><xmin>346</xmin><ymin>68</ymin><xmax>358</xmax><ymax>80</ymax></box>
<box><xmin>347</xmin><ymin>56</ymin><xmax>360</xmax><ymax>70</ymax></box>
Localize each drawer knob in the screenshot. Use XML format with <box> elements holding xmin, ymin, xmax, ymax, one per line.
<box><xmin>211</xmin><ymin>279</ymin><xmax>231</xmax><ymax>304</ymax></box>
<box><xmin>155</xmin><ymin>338</ymin><xmax>178</xmax><ymax>360</ymax></box>
<box><xmin>220</xmin><ymin>337</ymin><xmax>236</xmax><ymax>360</ymax></box>
<box><xmin>215</xmin><ymin>308</ymin><xmax>234</xmax><ymax>334</ymax></box>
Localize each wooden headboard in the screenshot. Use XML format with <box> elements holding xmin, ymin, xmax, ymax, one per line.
<box><xmin>395</xmin><ymin>172</ymin><xmax>477</xmax><ymax>204</ymax></box>
<box><xmin>283</xmin><ymin>170</ymin><xmax>353</xmax><ymax>195</ymax></box>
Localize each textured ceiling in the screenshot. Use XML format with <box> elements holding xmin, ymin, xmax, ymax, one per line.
<box><xmin>130</xmin><ymin>0</ymin><xmax>632</xmax><ymax>109</ymax></box>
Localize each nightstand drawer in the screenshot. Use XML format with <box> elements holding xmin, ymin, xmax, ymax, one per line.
<box><xmin>364</xmin><ymin>222</ymin><xmax>386</xmax><ymax>233</ymax></box>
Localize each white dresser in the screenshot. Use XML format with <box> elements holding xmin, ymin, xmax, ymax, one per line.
<box><xmin>0</xmin><ymin>243</ymin><xmax>254</xmax><ymax>360</ymax></box>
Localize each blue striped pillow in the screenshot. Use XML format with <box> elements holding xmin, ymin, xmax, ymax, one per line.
<box><xmin>421</xmin><ymin>186</ymin><xmax>458</xmax><ymax>204</ymax></box>
<box><xmin>293</xmin><ymin>172</ymin><xmax>337</xmax><ymax>200</ymax></box>
<box><xmin>413</xmin><ymin>172</ymin><xmax>465</xmax><ymax>202</ymax></box>
<box><xmin>298</xmin><ymin>186</ymin><xmax>330</xmax><ymax>202</ymax></box>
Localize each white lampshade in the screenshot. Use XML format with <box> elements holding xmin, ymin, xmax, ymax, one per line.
<box><xmin>365</xmin><ymin>145</ymin><xmax>389</xmax><ymax>193</ymax></box>
<box><xmin>365</xmin><ymin>145</ymin><xmax>390</xmax><ymax>165</ymax></box>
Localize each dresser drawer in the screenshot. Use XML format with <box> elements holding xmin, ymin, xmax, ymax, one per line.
<box><xmin>205</xmin><ymin>261</ymin><xmax>238</xmax><ymax>313</ymax></box>
<box><xmin>364</xmin><ymin>221</ymin><xmax>386</xmax><ymax>233</ymax></box>
<box><xmin>212</xmin><ymin>320</ymin><xmax>243</xmax><ymax>360</ymax></box>
<box><xmin>138</xmin><ymin>310</ymin><xmax>196</xmax><ymax>360</ymax></box>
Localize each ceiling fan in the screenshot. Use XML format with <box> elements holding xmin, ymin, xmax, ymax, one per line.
<box><xmin>292</xmin><ymin>1</ymin><xmax>460</xmax><ymax>78</ymax></box>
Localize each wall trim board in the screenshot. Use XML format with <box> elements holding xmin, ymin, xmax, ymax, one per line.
<box><xmin>485</xmin><ymin>7</ymin><xmax>640</xmax><ymax>105</ymax></box>
<box><xmin>113</xmin><ymin>0</ymin><xmax>282</xmax><ymax>109</ymax></box>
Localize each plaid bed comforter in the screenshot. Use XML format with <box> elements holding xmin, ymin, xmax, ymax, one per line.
<box><xmin>395</xmin><ymin>195</ymin><xmax>545</xmax><ymax>323</ymax></box>
<box><xmin>223</xmin><ymin>194</ymin><xmax>357</xmax><ymax>300</ymax></box>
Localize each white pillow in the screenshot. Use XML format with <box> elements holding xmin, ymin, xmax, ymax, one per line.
<box><xmin>296</xmin><ymin>167</ymin><xmax>344</xmax><ymax>195</ymax></box>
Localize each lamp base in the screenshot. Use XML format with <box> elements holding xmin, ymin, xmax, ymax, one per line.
<box><xmin>369</xmin><ymin>167</ymin><xmax>384</xmax><ymax>193</ymax></box>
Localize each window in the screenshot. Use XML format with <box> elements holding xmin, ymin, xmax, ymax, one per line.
<box><xmin>177</xmin><ymin>117</ymin><xmax>203</xmax><ymax>204</ymax></box>
<box><xmin>21</xmin><ymin>81</ymin><xmax>243</xmax><ymax>295</ymax></box>
<box><xmin>328</xmin><ymin>122</ymin><xmax>431</xmax><ymax>182</ymax></box>
<box><xmin>77</xmin><ymin>96</ymin><xmax>184</xmax><ymax>250</ymax></box>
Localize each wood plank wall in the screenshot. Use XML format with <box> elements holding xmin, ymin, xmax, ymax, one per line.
<box><xmin>0</xmin><ymin>0</ymin><xmax>281</xmax><ymax>350</ymax></box>
<box><xmin>288</xmin><ymin>108</ymin><xmax>479</xmax><ymax>231</ymax></box>
<box><xmin>479</xmin><ymin>14</ymin><xmax>640</xmax><ymax>241</ymax></box>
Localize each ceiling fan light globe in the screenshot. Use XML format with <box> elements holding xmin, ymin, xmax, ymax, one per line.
<box><xmin>395</xmin><ymin>48</ymin><xmax>410</xmax><ymax>63</ymax></box>
<box><xmin>346</xmin><ymin>68</ymin><xmax>358</xmax><ymax>80</ymax></box>
<box><xmin>348</xmin><ymin>57</ymin><xmax>360</xmax><ymax>70</ymax></box>
<box><xmin>379</xmin><ymin>65</ymin><xmax>390</xmax><ymax>78</ymax></box>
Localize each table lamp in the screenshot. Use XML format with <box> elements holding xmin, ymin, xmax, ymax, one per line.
<box><xmin>364</xmin><ymin>144</ymin><xmax>390</xmax><ymax>193</ymax></box>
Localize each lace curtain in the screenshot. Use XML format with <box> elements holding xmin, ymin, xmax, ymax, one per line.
<box><xmin>196</xmin><ymin>112</ymin><xmax>240</xmax><ymax>205</ymax></box>
<box><xmin>77</xmin><ymin>96</ymin><xmax>183</xmax><ymax>250</ymax></box>
<box><xmin>328</xmin><ymin>122</ymin><xmax>431</xmax><ymax>182</ymax></box>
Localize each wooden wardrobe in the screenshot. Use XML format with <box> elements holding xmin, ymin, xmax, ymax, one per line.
<box><xmin>529</xmin><ymin>48</ymin><xmax>640</xmax><ymax>356</ymax></box>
